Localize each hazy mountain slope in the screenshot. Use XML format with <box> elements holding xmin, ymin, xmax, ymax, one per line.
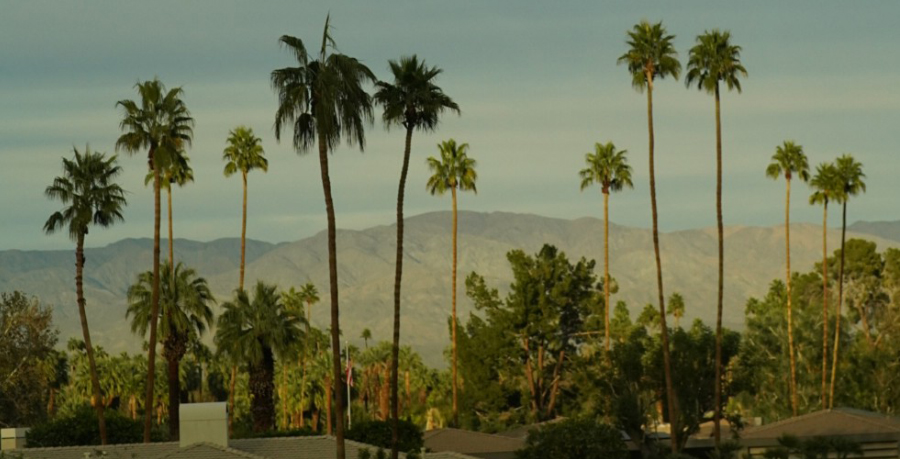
<box><xmin>2</xmin><ymin>212</ymin><xmax>897</xmax><ymax>367</ymax></box>
<box><xmin>848</xmin><ymin>220</ymin><xmax>900</xmax><ymax>243</ymax></box>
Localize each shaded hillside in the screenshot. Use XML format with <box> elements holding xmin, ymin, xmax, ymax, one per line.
<box><xmin>2</xmin><ymin>212</ymin><xmax>897</xmax><ymax>367</ymax></box>
<box><xmin>848</xmin><ymin>220</ymin><xmax>900</xmax><ymax>243</ymax></box>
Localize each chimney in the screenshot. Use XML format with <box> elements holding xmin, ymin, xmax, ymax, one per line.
<box><xmin>179</xmin><ymin>402</ymin><xmax>228</xmax><ymax>448</ymax></box>
<box><xmin>1</xmin><ymin>428</ymin><xmax>29</xmax><ymax>451</ymax></box>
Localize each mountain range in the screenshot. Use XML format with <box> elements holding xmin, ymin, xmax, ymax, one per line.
<box><xmin>2</xmin><ymin>211</ymin><xmax>898</xmax><ymax>367</ymax></box>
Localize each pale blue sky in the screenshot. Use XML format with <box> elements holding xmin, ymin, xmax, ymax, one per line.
<box><xmin>2</xmin><ymin>1</ymin><xmax>898</xmax><ymax>250</ymax></box>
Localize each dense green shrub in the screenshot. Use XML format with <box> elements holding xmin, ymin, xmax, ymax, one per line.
<box><xmin>346</xmin><ymin>419</ymin><xmax>423</xmax><ymax>453</ymax></box>
<box><xmin>516</xmin><ymin>418</ymin><xmax>627</xmax><ymax>459</ymax></box>
<box><xmin>26</xmin><ymin>406</ymin><xmax>165</xmax><ymax>447</ymax></box>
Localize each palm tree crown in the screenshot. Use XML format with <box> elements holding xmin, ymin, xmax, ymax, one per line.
<box><xmin>426</xmin><ymin>140</ymin><xmax>478</xmax><ymax>196</ymax></box>
<box><xmin>834</xmin><ymin>154</ymin><xmax>866</xmax><ymax>201</ymax></box>
<box><xmin>766</xmin><ymin>141</ymin><xmax>810</xmax><ymax>183</ymax></box>
<box><xmin>809</xmin><ymin>162</ymin><xmax>842</xmax><ymax>206</ymax></box>
<box><xmin>223</xmin><ymin>126</ymin><xmax>268</xmax><ymax>177</ymax></box>
<box><xmin>271</xmin><ymin>17</ymin><xmax>376</xmax><ymax>153</ymax></box>
<box><xmin>115</xmin><ymin>79</ymin><xmax>194</xmax><ymax>170</ymax></box>
<box><xmin>374</xmin><ymin>55</ymin><xmax>460</xmax><ymax>131</ymax></box>
<box><xmin>44</xmin><ymin>146</ymin><xmax>127</xmax><ymax>239</ymax></box>
<box><xmin>685</xmin><ymin>29</ymin><xmax>747</xmax><ymax>94</ymax></box>
<box><xmin>617</xmin><ymin>20</ymin><xmax>681</xmax><ymax>90</ymax></box>
<box><xmin>579</xmin><ymin>142</ymin><xmax>634</xmax><ymax>194</ymax></box>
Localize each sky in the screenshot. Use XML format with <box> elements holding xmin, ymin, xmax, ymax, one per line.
<box><xmin>1</xmin><ymin>1</ymin><xmax>899</xmax><ymax>251</ymax></box>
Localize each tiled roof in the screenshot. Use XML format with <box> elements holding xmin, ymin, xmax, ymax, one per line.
<box><xmin>159</xmin><ymin>442</ymin><xmax>268</xmax><ymax>459</ymax></box>
<box><xmin>11</xmin><ymin>441</ymin><xmax>180</xmax><ymax>459</ymax></box>
<box><xmin>741</xmin><ymin>408</ymin><xmax>900</xmax><ymax>439</ymax></box>
<box><xmin>229</xmin><ymin>436</ymin><xmax>406</xmax><ymax>459</ymax></box>
<box><xmin>423</xmin><ymin>428</ymin><xmax>524</xmax><ymax>454</ymax></box>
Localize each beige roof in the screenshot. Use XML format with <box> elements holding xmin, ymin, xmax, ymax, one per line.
<box><xmin>423</xmin><ymin>428</ymin><xmax>524</xmax><ymax>454</ymax></box>
<box><xmin>742</xmin><ymin>408</ymin><xmax>900</xmax><ymax>439</ymax></box>
<box><xmin>229</xmin><ymin>436</ymin><xmax>406</xmax><ymax>459</ymax></box>
<box><xmin>159</xmin><ymin>442</ymin><xmax>267</xmax><ymax>459</ymax></box>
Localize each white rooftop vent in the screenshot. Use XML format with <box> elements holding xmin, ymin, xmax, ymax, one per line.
<box><xmin>179</xmin><ymin>402</ymin><xmax>228</xmax><ymax>448</ymax></box>
<box><xmin>1</xmin><ymin>428</ymin><xmax>29</xmax><ymax>451</ymax></box>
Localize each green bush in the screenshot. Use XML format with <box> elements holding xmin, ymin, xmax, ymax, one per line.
<box><xmin>516</xmin><ymin>418</ymin><xmax>627</xmax><ymax>459</ymax></box>
<box><xmin>346</xmin><ymin>419</ymin><xmax>423</xmax><ymax>453</ymax></box>
<box><xmin>26</xmin><ymin>406</ymin><xmax>166</xmax><ymax>447</ymax></box>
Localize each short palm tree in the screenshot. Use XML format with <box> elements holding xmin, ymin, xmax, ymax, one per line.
<box><xmin>765</xmin><ymin>141</ymin><xmax>809</xmax><ymax>417</ymax></box>
<box><xmin>579</xmin><ymin>141</ymin><xmax>633</xmax><ymax>353</ymax></box>
<box><xmin>809</xmin><ymin>161</ymin><xmax>841</xmax><ymax>408</ymax></box>
<box><xmin>126</xmin><ymin>261</ymin><xmax>214</xmax><ymax>439</ymax></box>
<box><xmin>361</xmin><ymin>329</ymin><xmax>372</xmax><ymax>349</ymax></box>
<box><xmin>829</xmin><ymin>154</ymin><xmax>866</xmax><ymax>407</ymax></box>
<box><xmin>686</xmin><ymin>29</ymin><xmax>747</xmax><ymax>443</ymax></box>
<box><xmin>271</xmin><ymin>17</ymin><xmax>375</xmax><ymax>457</ymax></box>
<box><xmin>215</xmin><ymin>281</ymin><xmax>304</xmax><ymax>432</ymax></box>
<box><xmin>374</xmin><ymin>55</ymin><xmax>459</xmax><ymax>447</ymax></box>
<box><xmin>223</xmin><ymin>126</ymin><xmax>268</xmax><ymax>290</ymax></box>
<box><xmin>44</xmin><ymin>146</ymin><xmax>127</xmax><ymax>445</ymax></box>
<box><xmin>618</xmin><ymin>20</ymin><xmax>682</xmax><ymax>451</ymax></box>
<box><xmin>116</xmin><ymin>78</ymin><xmax>194</xmax><ymax>442</ymax></box>
<box><xmin>426</xmin><ymin>139</ymin><xmax>477</xmax><ymax>427</ymax></box>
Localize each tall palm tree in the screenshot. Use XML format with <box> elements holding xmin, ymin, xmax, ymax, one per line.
<box><xmin>271</xmin><ymin>16</ymin><xmax>375</xmax><ymax>457</ymax></box>
<box><xmin>145</xmin><ymin>151</ymin><xmax>193</xmax><ymax>269</ymax></box>
<box><xmin>44</xmin><ymin>146</ymin><xmax>127</xmax><ymax>445</ymax></box>
<box><xmin>426</xmin><ymin>139</ymin><xmax>477</xmax><ymax>427</ymax></box>
<box><xmin>765</xmin><ymin>141</ymin><xmax>809</xmax><ymax>418</ymax></box>
<box><xmin>617</xmin><ymin>20</ymin><xmax>681</xmax><ymax>451</ymax></box>
<box><xmin>361</xmin><ymin>329</ymin><xmax>372</xmax><ymax>349</ymax></box>
<box><xmin>686</xmin><ymin>29</ymin><xmax>747</xmax><ymax>444</ymax></box>
<box><xmin>223</xmin><ymin>126</ymin><xmax>268</xmax><ymax>290</ymax></box>
<box><xmin>215</xmin><ymin>281</ymin><xmax>304</xmax><ymax>432</ymax></box>
<box><xmin>374</xmin><ymin>55</ymin><xmax>459</xmax><ymax>451</ymax></box>
<box><xmin>579</xmin><ymin>141</ymin><xmax>633</xmax><ymax>353</ymax></box>
<box><xmin>116</xmin><ymin>78</ymin><xmax>194</xmax><ymax>442</ymax></box>
<box><xmin>809</xmin><ymin>161</ymin><xmax>841</xmax><ymax>409</ymax></box>
<box><xmin>829</xmin><ymin>154</ymin><xmax>865</xmax><ymax>407</ymax></box>
<box><xmin>126</xmin><ymin>261</ymin><xmax>215</xmax><ymax>439</ymax></box>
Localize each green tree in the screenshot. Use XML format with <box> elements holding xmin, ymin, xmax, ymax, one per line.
<box><xmin>215</xmin><ymin>282</ymin><xmax>304</xmax><ymax>432</ymax></box>
<box><xmin>43</xmin><ymin>147</ymin><xmax>126</xmax><ymax>443</ymax></box>
<box><xmin>686</xmin><ymin>29</ymin><xmax>747</xmax><ymax>444</ymax></box>
<box><xmin>426</xmin><ymin>139</ymin><xmax>477</xmax><ymax>428</ymax></box>
<box><xmin>829</xmin><ymin>154</ymin><xmax>865</xmax><ymax>407</ymax></box>
<box><xmin>116</xmin><ymin>78</ymin><xmax>194</xmax><ymax>442</ymax></box>
<box><xmin>374</xmin><ymin>55</ymin><xmax>459</xmax><ymax>453</ymax></box>
<box><xmin>517</xmin><ymin>418</ymin><xmax>628</xmax><ymax>459</ymax></box>
<box><xmin>0</xmin><ymin>292</ymin><xmax>58</xmax><ymax>428</ymax></box>
<box><xmin>223</xmin><ymin>126</ymin><xmax>268</xmax><ymax>290</ymax></box>
<box><xmin>618</xmin><ymin>20</ymin><xmax>682</xmax><ymax>451</ymax></box>
<box><xmin>361</xmin><ymin>329</ymin><xmax>372</xmax><ymax>349</ymax></box>
<box><xmin>764</xmin><ymin>140</ymin><xmax>809</xmax><ymax>417</ymax></box>
<box><xmin>271</xmin><ymin>17</ymin><xmax>375</xmax><ymax>457</ymax></box>
<box><xmin>668</xmin><ymin>292</ymin><xmax>685</xmax><ymax>328</ymax></box>
<box><xmin>579</xmin><ymin>141</ymin><xmax>633</xmax><ymax>352</ymax></box>
<box><xmin>809</xmin><ymin>161</ymin><xmax>841</xmax><ymax>408</ymax></box>
<box><xmin>126</xmin><ymin>262</ymin><xmax>215</xmax><ymax>439</ymax></box>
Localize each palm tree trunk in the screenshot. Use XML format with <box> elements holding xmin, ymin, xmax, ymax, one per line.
<box><xmin>821</xmin><ymin>202</ymin><xmax>829</xmax><ymax>409</ymax></box>
<box><xmin>229</xmin><ymin>365</ymin><xmax>236</xmax><ymax>436</ymax></box>
<box><xmin>144</xmin><ymin>163</ymin><xmax>162</xmax><ymax>443</ymax></box>
<box><xmin>785</xmin><ymin>177</ymin><xmax>798</xmax><ymax>417</ymax></box>
<box><xmin>603</xmin><ymin>190</ymin><xmax>611</xmax><ymax>352</ymax></box>
<box><xmin>76</xmin><ymin>232</ymin><xmax>108</xmax><ymax>445</ymax></box>
<box><xmin>451</xmin><ymin>185</ymin><xmax>459</xmax><ymax>427</ymax></box>
<box><xmin>390</xmin><ymin>125</ymin><xmax>413</xmax><ymax>459</ymax></box>
<box><xmin>326</xmin><ymin>374</ymin><xmax>333</xmax><ymax>436</ymax></box>
<box><xmin>240</xmin><ymin>171</ymin><xmax>248</xmax><ymax>291</ymax></box>
<box><xmin>714</xmin><ymin>86</ymin><xmax>725</xmax><ymax>446</ymax></box>
<box><xmin>250</xmin><ymin>347</ymin><xmax>275</xmax><ymax>432</ymax></box>
<box><xmin>282</xmin><ymin>363</ymin><xmax>288</xmax><ymax>429</ymax></box>
<box><xmin>317</xmin><ymin>135</ymin><xmax>345</xmax><ymax>459</ymax></box>
<box><xmin>829</xmin><ymin>200</ymin><xmax>848</xmax><ymax>408</ymax></box>
<box><xmin>167</xmin><ymin>352</ymin><xmax>180</xmax><ymax>440</ymax></box>
<box><xmin>646</xmin><ymin>76</ymin><xmax>680</xmax><ymax>453</ymax></box>
<box><xmin>168</xmin><ymin>185</ymin><xmax>174</xmax><ymax>269</ymax></box>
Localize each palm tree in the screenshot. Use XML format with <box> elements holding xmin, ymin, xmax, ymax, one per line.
<box><xmin>668</xmin><ymin>292</ymin><xmax>685</xmax><ymax>328</ymax></box>
<box><xmin>116</xmin><ymin>78</ymin><xmax>194</xmax><ymax>442</ymax></box>
<box><xmin>271</xmin><ymin>17</ymin><xmax>375</xmax><ymax>457</ymax></box>
<box><xmin>686</xmin><ymin>29</ymin><xmax>747</xmax><ymax>444</ymax></box>
<box><xmin>579</xmin><ymin>141</ymin><xmax>633</xmax><ymax>353</ymax></box>
<box><xmin>126</xmin><ymin>261</ymin><xmax>215</xmax><ymax>439</ymax></box>
<box><xmin>145</xmin><ymin>151</ymin><xmax>193</xmax><ymax>269</ymax></box>
<box><xmin>765</xmin><ymin>141</ymin><xmax>809</xmax><ymax>417</ymax></box>
<box><xmin>617</xmin><ymin>20</ymin><xmax>681</xmax><ymax>451</ymax></box>
<box><xmin>809</xmin><ymin>161</ymin><xmax>841</xmax><ymax>409</ymax></box>
<box><xmin>426</xmin><ymin>139</ymin><xmax>477</xmax><ymax>428</ymax></box>
<box><xmin>373</xmin><ymin>55</ymin><xmax>459</xmax><ymax>451</ymax></box>
<box><xmin>215</xmin><ymin>281</ymin><xmax>304</xmax><ymax>432</ymax></box>
<box><xmin>829</xmin><ymin>154</ymin><xmax>866</xmax><ymax>407</ymax></box>
<box><xmin>361</xmin><ymin>329</ymin><xmax>372</xmax><ymax>349</ymax></box>
<box><xmin>44</xmin><ymin>146</ymin><xmax>127</xmax><ymax>445</ymax></box>
<box><xmin>223</xmin><ymin>126</ymin><xmax>268</xmax><ymax>290</ymax></box>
